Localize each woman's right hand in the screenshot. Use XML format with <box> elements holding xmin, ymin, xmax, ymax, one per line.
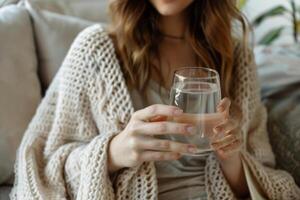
<box><xmin>107</xmin><ymin>104</ymin><xmax>198</xmax><ymax>174</ymax></box>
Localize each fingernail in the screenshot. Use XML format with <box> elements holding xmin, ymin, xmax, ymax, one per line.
<box><xmin>217</xmin><ymin>106</ymin><xmax>224</xmax><ymax>112</ymax></box>
<box><xmin>214</xmin><ymin>127</ymin><xmax>221</xmax><ymax>133</ymax></box>
<box><xmin>188</xmin><ymin>145</ymin><xmax>198</xmax><ymax>153</ymax></box>
<box><xmin>174</xmin><ymin>109</ymin><xmax>183</xmax><ymax>115</ymax></box>
<box><xmin>213</xmin><ymin>128</ymin><xmax>218</xmax><ymax>134</ymax></box>
<box><xmin>187</xmin><ymin>126</ymin><xmax>196</xmax><ymax>134</ymax></box>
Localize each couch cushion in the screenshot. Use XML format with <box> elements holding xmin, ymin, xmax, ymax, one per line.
<box><xmin>26</xmin><ymin>0</ymin><xmax>109</xmax><ymax>22</ymax></box>
<box><xmin>265</xmin><ymin>84</ymin><xmax>300</xmax><ymax>186</ymax></box>
<box><xmin>0</xmin><ymin>4</ymin><xmax>41</xmax><ymax>184</ymax></box>
<box><xmin>0</xmin><ymin>186</ymin><xmax>11</xmax><ymax>200</ymax></box>
<box><xmin>24</xmin><ymin>0</ymin><xmax>95</xmax><ymax>91</ymax></box>
<box><xmin>0</xmin><ymin>0</ymin><xmax>19</xmax><ymax>7</ymax></box>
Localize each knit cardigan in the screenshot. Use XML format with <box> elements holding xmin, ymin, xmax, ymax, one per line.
<box><xmin>10</xmin><ymin>24</ymin><xmax>300</xmax><ymax>200</ymax></box>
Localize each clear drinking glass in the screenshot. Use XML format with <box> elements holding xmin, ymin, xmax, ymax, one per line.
<box><xmin>168</xmin><ymin>67</ymin><xmax>223</xmax><ymax>156</ymax></box>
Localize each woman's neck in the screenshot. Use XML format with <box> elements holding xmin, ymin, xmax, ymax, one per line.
<box><xmin>159</xmin><ymin>13</ymin><xmax>187</xmax><ymax>39</ymax></box>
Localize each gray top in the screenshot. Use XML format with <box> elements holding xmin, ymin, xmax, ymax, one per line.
<box><xmin>130</xmin><ymin>80</ymin><xmax>208</xmax><ymax>200</ymax></box>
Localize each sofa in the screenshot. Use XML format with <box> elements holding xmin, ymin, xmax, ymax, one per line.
<box><xmin>0</xmin><ymin>0</ymin><xmax>108</xmax><ymax>199</ymax></box>
<box><xmin>0</xmin><ymin>1</ymin><xmax>299</xmax><ymax>200</ymax></box>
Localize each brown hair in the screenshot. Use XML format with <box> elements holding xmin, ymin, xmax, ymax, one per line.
<box><xmin>108</xmin><ymin>0</ymin><xmax>249</xmax><ymax>99</ymax></box>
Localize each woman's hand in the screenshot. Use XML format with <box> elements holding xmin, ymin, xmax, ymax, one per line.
<box><xmin>107</xmin><ymin>104</ymin><xmax>197</xmax><ymax>174</ymax></box>
<box><xmin>211</xmin><ymin>98</ymin><xmax>249</xmax><ymax>197</ymax></box>
<box><xmin>211</xmin><ymin>98</ymin><xmax>242</xmax><ymax>162</ymax></box>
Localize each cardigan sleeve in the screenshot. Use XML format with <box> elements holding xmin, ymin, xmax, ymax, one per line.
<box><xmin>10</xmin><ymin>25</ymin><xmax>117</xmax><ymax>200</ymax></box>
<box><xmin>205</xmin><ymin>42</ymin><xmax>300</xmax><ymax>200</ymax></box>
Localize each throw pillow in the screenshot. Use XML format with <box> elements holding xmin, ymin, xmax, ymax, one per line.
<box><xmin>22</xmin><ymin>0</ymin><xmax>109</xmax><ymax>22</ymax></box>
<box><xmin>0</xmin><ymin>4</ymin><xmax>41</xmax><ymax>184</ymax></box>
<box><xmin>24</xmin><ymin>0</ymin><xmax>95</xmax><ymax>91</ymax></box>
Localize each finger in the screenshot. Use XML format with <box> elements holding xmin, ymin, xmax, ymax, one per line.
<box><xmin>217</xmin><ymin>98</ymin><xmax>231</xmax><ymax>114</ymax></box>
<box><xmin>133</xmin><ymin>104</ymin><xmax>183</xmax><ymax>121</ymax></box>
<box><xmin>219</xmin><ymin>139</ymin><xmax>242</xmax><ymax>155</ymax></box>
<box><xmin>149</xmin><ymin>115</ymin><xmax>168</xmax><ymax>122</ymax></box>
<box><xmin>213</xmin><ymin>119</ymin><xmax>238</xmax><ymax>135</ymax></box>
<box><xmin>140</xmin><ymin>151</ymin><xmax>182</xmax><ymax>161</ymax></box>
<box><xmin>133</xmin><ymin>121</ymin><xmax>196</xmax><ymax>136</ymax></box>
<box><xmin>211</xmin><ymin>133</ymin><xmax>238</xmax><ymax>150</ymax></box>
<box><xmin>135</xmin><ymin>138</ymin><xmax>198</xmax><ymax>154</ymax></box>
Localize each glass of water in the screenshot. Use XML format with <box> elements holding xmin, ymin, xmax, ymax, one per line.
<box><xmin>168</xmin><ymin>67</ymin><xmax>223</xmax><ymax>156</ymax></box>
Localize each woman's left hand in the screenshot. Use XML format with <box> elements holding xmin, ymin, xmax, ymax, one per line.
<box><xmin>211</xmin><ymin>98</ymin><xmax>242</xmax><ymax>161</ymax></box>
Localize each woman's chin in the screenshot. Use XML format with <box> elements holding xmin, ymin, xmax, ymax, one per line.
<box><xmin>155</xmin><ymin>6</ymin><xmax>185</xmax><ymax>16</ymax></box>
<box><xmin>150</xmin><ymin>0</ymin><xmax>194</xmax><ymax>17</ymax></box>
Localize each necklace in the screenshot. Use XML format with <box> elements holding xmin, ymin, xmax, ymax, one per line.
<box><xmin>161</xmin><ymin>33</ymin><xmax>185</xmax><ymax>40</ymax></box>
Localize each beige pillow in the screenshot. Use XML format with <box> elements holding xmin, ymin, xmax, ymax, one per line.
<box><xmin>24</xmin><ymin>0</ymin><xmax>95</xmax><ymax>90</ymax></box>
<box><xmin>0</xmin><ymin>0</ymin><xmax>19</xmax><ymax>7</ymax></box>
<box><xmin>25</xmin><ymin>0</ymin><xmax>109</xmax><ymax>22</ymax></box>
<box><xmin>0</xmin><ymin>4</ymin><xmax>41</xmax><ymax>184</ymax></box>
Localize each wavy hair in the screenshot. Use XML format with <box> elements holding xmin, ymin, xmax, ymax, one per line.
<box><xmin>108</xmin><ymin>0</ymin><xmax>249</xmax><ymax>99</ymax></box>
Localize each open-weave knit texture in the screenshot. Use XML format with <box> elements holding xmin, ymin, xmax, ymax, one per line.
<box><xmin>11</xmin><ymin>24</ymin><xmax>300</xmax><ymax>200</ymax></box>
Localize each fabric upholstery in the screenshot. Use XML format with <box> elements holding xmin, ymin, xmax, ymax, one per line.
<box><xmin>24</xmin><ymin>0</ymin><xmax>94</xmax><ymax>90</ymax></box>
<box><xmin>265</xmin><ymin>83</ymin><xmax>300</xmax><ymax>186</ymax></box>
<box><xmin>0</xmin><ymin>186</ymin><xmax>11</xmax><ymax>200</ymax></box>
<box><xmin>0</xmin><ymin>4</ymin><xmax>41</xmax><ymax>184</ymax></box>
<box><xmin>25</xmin><ymin>0</ymin><xmax>109</xmax><ymax>22</ymax></box>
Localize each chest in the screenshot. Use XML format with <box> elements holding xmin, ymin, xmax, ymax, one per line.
<box><xmin>151</xmin><ymin>41</ymin><xmax>198</xmax><ymax>90</ymax></box>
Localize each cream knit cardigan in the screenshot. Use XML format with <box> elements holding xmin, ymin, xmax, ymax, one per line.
<box><xmin>11</xmin><ymin>24</ymin><xmax>300</xmax><ymax>200</ymax></box>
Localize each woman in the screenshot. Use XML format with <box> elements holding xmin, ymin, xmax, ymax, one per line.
<box><xmin>11</xmin><ymin>0</ymin><xmax>300</xmax><ymax>199</ymax></box>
